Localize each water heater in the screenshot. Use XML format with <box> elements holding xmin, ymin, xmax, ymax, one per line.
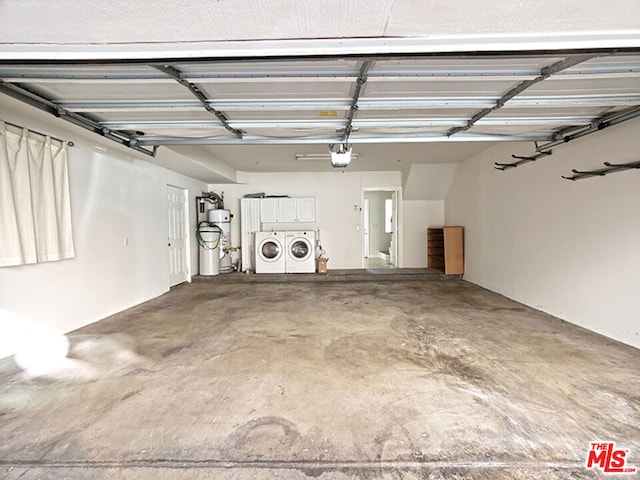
<box><xmin>207</xmin><ymin>209</ymin><xmax>232</xmax><ymax>272</ymax></box>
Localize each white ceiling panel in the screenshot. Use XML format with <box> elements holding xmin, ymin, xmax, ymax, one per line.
<box><xmin>233</xmin><ymin>128</ymin><xmax>339</xmax><ymax>138</ymax></box>
<box><xmin>178</xmin><ymin>59</ymin><xmax>361</xmax><ymax>79</ymax></box>
<box><xmin>469</xmin><ymin>125</ymin><xmax>560</xmax><ymax>136</ymax></box>
<box><xmin>557</xmin><ymin>53</ymin><xmax>640</xmax><ymax>70</ymax></box>
<box><xmin>93</xmin><ymin>110</ymin><xmax>222</xmax><ymax>123</ymax></box>
<box><xmin>525</xmin><ymin>76</ymin><xmax>640</xmax><ymax>95</ymax></box>
<box><xmin>25</xmin><ymin>82</ymin><xmax>193</xmax><ymax>102</ymax></box>
<box><xmin>491</xmin><ymin>106</ymin><xmax>611</xmax><ymax>118</ymax></box>
<box><xmin>228</xmin><ymin>110</ymin><xmax>348</xmax><ymax>121</ymax></box>
<box><xmin>353</xmin><ymin>125</ymin><xmax>453</xmax><ymax>135</ymax></box>
<box><xmin>0</xmin><ymin>64</ymin><xmax>163</xmax><ymax>81</ymax></box>
<box><xmin>365</xmin><ymin>80</ymin><xmax>517</xmax><ymax>97</ymax></box>
<box><xmin>370</xmin><ymin>56</ymin><xmax>560</xmax><ymax>77</ymax></box>
<box><xmin>199</xmin><ymin>81</ymin><xmax>353</xmax><ymax>100</ymax></box>
<box><xmin>357</xmin><ymin>108</ymin><xmax>481</xmax><ymax>119</ymax></box>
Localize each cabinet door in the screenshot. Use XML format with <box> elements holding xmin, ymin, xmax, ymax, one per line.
<box><xmin>260</xmin><ymin>198</ymin><xmax>279</xmax><ymax>223</ymax></box>
<box><xmin>278</xmin><ymin>198</ymin><xmax>297</xmax><ymax>222</ymax></box>
<box><xmin>296</xmin><ymin>197</ymin><xmax>316</xmax><ymax>222</ymax></box>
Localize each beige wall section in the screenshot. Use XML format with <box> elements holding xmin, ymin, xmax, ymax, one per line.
<box><xmin>445</xmin><ymin>117</ymin><xmax>640</xmax><ymax>349</ymax></box>
<box><xmin>0</xmin><ymin>95</ymin><xmax>207</xmax><ymax>359</ymax></box>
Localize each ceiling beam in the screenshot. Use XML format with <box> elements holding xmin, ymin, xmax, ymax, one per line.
<box><xmin>59</xmin><ymin>99</ymin><xmax>353</xmax><ymax>112</ymax></box>
<box><xmin>0</xmin><ymin>80</ymin><xmax>157</xmax><ymax>157</ymax></box>
<box><xmin>447</xmin><ymin>54</ymin><xmax>599</xmax><ymax>137</ymax></box>
<box><xmin>4</xmin><ymin>62</ymin><xmax>638</xmax><ymax>83</ymax></box>
<box><xmin>56</xmin><ymin>94</ymin><xmax>640</xmax><ymax>113</ymax></box>
<box><xmin>133</xmin><ymin>132</ymin><xmax>551</xmax><ymax>146</ymax></box>
<box><xmin>152</xmin><ymin>64</ymin><xmax>243</xmax><ymax>138</ymax></box>
<box><xmin>342</xmin><ymin>60</ymin><xmax>374</xmax><ymax>142</ymax></box>
<box><xmin>100</xmin><ymin>116</ymin><xmax>596</xmax><ymax>131</ymax></box>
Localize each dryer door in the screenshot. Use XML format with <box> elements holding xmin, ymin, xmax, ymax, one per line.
<box><xmin>289</xmin><ymin>238</ymin><xmax>312</xmax><ymax>262</ymax></box>
<box><xmin>259</xmin><ymin>238</ymin><xmax>282</xmax><ymax>262</ymax></box>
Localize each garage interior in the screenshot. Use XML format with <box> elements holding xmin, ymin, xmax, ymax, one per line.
<box><xmin>1</xmin><ymin>1</ymin><xmax>639</xmax><ymax>479</ymax></box>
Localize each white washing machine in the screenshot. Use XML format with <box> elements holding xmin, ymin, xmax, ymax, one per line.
<box><xmin>285</xmin><ymin>231</ymin><xmax>316</xmax><ymax>273</ymax></box>
<box><xmin>255</xmin><ymin>231</ymin><xmax>286</xmax><ymax>274</ymax></box>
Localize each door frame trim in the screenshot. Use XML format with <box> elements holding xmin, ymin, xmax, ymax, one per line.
<box><xmin>361</xmin><ymin>187</ymin><xmax>402</xmax><ymax>268</ymax></box>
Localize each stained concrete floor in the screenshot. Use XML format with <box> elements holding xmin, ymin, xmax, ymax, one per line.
<box><xmin>1</xmin><ymin>280</ymin><xmax>639</xmax><ymax>479</ymax></box>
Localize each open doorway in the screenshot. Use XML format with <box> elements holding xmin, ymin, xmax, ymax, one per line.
<box><xmin>363</xmin><ymin>189</ymin><xmax>399</xmax><ymax>269</ymax></box>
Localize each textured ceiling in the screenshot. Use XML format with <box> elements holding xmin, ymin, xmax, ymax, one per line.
<box><xmin>1</xmin><ymin>0</ymin><xmax>639</xmax><ymax>44</ymax></box>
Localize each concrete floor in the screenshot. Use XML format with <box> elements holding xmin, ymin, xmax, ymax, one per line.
<box><xmin>1</xmin><ymin>280</ymin><xmax>639</xmax><ymax>479</ymax></box>
<box><xmin>193</xmin><ymin>268</ymin><xmax>460</xmax><ymax>284</ymax></box>
<box><xmin>364</xmin><ymin>257</ymin><xmax>396</xmax><ymax>269</ymax></box>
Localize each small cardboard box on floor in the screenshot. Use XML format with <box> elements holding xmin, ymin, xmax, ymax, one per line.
<box><xmin>317</xmin><ymin>256</ymin><xmax>328</xmax><ymax>274</ymax></box>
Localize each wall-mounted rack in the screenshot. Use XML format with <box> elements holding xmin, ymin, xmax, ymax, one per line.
<box><xmin>495</xmin><ymin>147</ymin><xmax>551</xmax><ymax>170</ymax></box>
<box><xmin>495</xmin><ymin>105</ymin><xmax>640</xmax><ymax>173</ymax></box>
<box><xmin>562</xmin><ymin>160</ymin><xmax>640</xmax><ymax>181</ymax></box>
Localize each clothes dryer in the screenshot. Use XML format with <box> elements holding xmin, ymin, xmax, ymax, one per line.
<box><xmin>285</xmin><ymin>231</ymin><xmax>316</xmax><ymax>273</ymax></box>
<box><xmin>254</xmin><ymin>231</ymin><xmax>285</xmax><ymax>273</ymax></box>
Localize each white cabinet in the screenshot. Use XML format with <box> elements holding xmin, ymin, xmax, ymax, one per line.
<box><xmin>260</xmin><ymin>197</ymin><xmax>316</xmax><ymax>223</ymax></box>
<box><xmin>279</xmin><ymin>198</ymin><xmax>297</xmax><ymax>222</ymax></box>
<box><xmin>296</xmin><ymin>197</ymin><xmax>316</xmax><ymax>222</ymax></box>
<box><xmin>260</xmin><ymin>198</ymin><xmax>279</xmax><ymax>223</ymax></box>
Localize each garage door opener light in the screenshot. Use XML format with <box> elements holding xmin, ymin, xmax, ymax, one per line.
<box><xmin>330</xmin><ymin>143</ymin><xmax>352</xmax><ymax>168</ymax></box>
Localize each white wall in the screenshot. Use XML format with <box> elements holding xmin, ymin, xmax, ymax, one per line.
<box><xmin>0</xmin><ymin>95</ymin><xmax>206</xmax><ymax>358</ymax></box>
<box><xmin>445</xmin><ymin>117</ymin><xmax>640</xmax><ymax>349</ymax></box>
<box><xmin>211</xmin><ymin>171</ymin><xmax>432</xmax><ymax>268</ymax></box>
<box><xmin>211</xmin><ymin>171</ymin><xmax>445</xmax><ymax>269</ymax></box>
<box><xmin>403</xmin><ymin>163</ymin><xmax>459</xmax><ymax>200</ymax></box>
<box><xmin>403</xmin><ymin>200</ymin><xmax>445</xmax><ymax>268</ymax></box>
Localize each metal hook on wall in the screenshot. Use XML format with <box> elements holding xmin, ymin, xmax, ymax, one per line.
<box><xmin>495</xmin><ymin>149</ymin><xmax>552</xmax><ymax>171</ymax></box>
<box><xmin>562</xmin><ymin>160</ymin><xmax>640</xmax><ymax>181</ymax></box>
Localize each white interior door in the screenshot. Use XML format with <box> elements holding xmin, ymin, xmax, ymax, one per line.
<box><xmin>167</xmin><ymin>185</ymin><xmax>189</xmax><ymax>286</ymax></box>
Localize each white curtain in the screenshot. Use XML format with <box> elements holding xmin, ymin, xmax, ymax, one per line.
<box><xmin>0</xmin><ymin>121</ymin><xmax>75</xmax><ymax>266</ymax></box>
